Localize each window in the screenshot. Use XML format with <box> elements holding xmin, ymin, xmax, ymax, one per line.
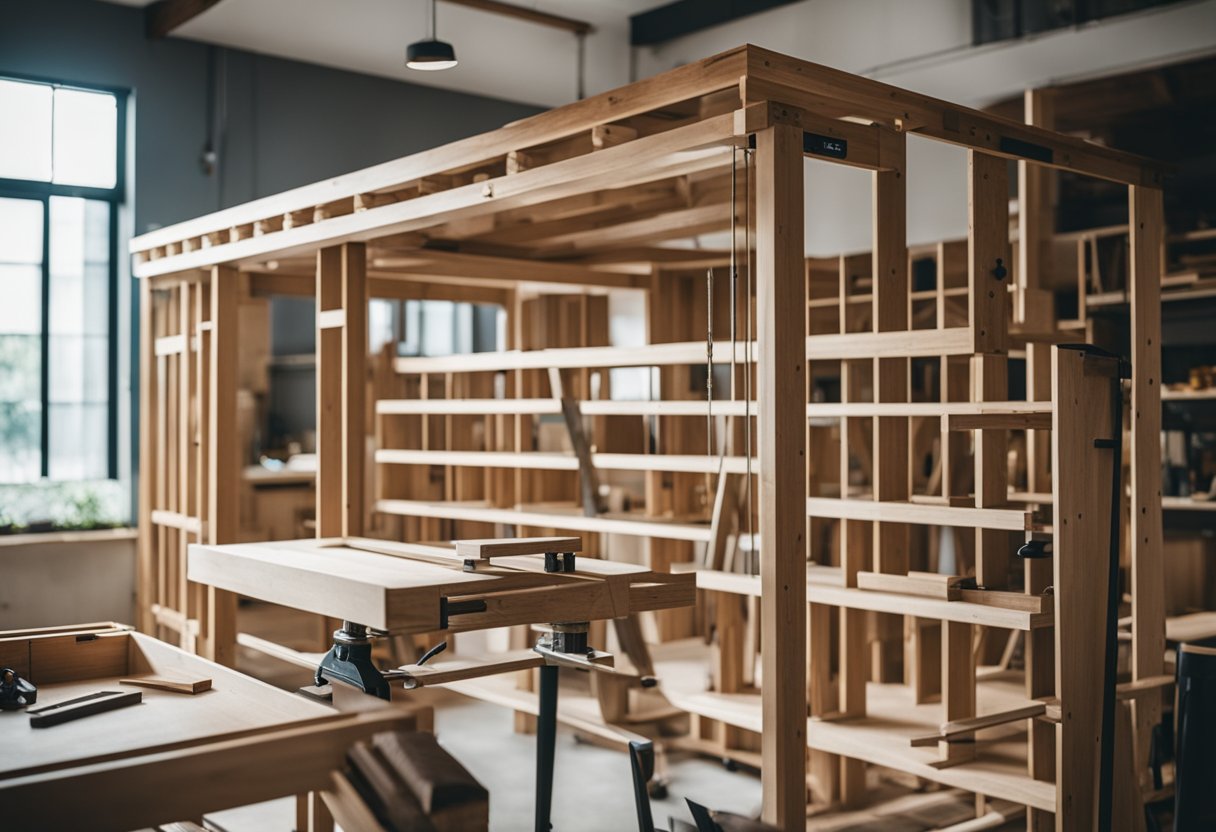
<box><xmin>972</xmin><ymin>0</ymin><xmax>1191</xmax><ymax>45</ymax></box>
<box><xmin>0</xmin><ymin>76</ymin><xmax>124</xmax><ymax>484</ymax></box>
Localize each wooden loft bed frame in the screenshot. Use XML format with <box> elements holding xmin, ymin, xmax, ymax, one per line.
<box><xmin>131</xmin><ymin>44</ymin><xmax>1167</xmax><ymax>830</ymax></box>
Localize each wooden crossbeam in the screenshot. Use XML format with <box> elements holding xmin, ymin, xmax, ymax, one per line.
<box><xmin>145</xmin><ymin>0</ymin><xmax>223</xmax><ymax>38</ymax></box>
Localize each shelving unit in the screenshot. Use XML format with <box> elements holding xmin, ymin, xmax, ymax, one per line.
<box><xmin>131</xmin><ymin>44</ymin><xmax>1167</xmax><ymax>829</ymax></box>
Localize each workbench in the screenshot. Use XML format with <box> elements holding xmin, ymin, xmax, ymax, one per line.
<box><xmin>187</xmin><ymin>536</ymin><xmax>693</xmax><ymax>634</ymax></box>
<box><xmin>0</xmin><ymin>623</ymin><xmax>417</xmax><ymax>830</ymax></box>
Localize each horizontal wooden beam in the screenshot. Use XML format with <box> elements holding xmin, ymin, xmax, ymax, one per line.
<box><xmin>145</xmin><ymin>0</ymin><xmax>222</xmax><ymax>38</ymax></box>
<box><xmin>375</xmin><ymin>499</ymin><xmax>712</xmax><ymax>542</ymax></box>
<box><xmin>130</xmin><ymin>49</ymin><xmax>748</xmax><ymax>257</ymax></box>
<box><xmin>376</xmin><ymin>449</ymin><xmax>757</xmax><ymax>475</ymax></box>
<box><xmin>371</xmin><ymin>249</ymin><xmax>646</xmax><ymax>289</ymax></box>
<box><xmin>445</xmin><ymin>0</ymin><xmax>592</xmax><ymax>35</ymax></box>
<box><xmin>395</xmin><ymin>340</ymin><xmax>750</xmax><ymax>374</ymax></box>
<box><xmin>135</xmin><ymin>114</ymin><xmax>738</xmax><ymax>278</ymax></box>
<box><xmin>807</xmin><ymin>497</ymin><xmax>1035</xmax><ymax>531</ymax></box>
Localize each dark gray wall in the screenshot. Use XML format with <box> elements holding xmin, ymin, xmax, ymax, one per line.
<box><xmin>0</xmin><ymin>0</ymin><xmax>542</xmax><ymax>232</ymax></box>
<box><xmin>0</xmin><ymin>0</ymin><xmax>542</xmax><ymax>506</ymax></box>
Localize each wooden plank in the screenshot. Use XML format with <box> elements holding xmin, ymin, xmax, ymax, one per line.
<box><xmin>1052</xmin><ymin>346</ymin><xmax>1118</xmax><ymax>831</ymax></box>
<box><xmin>755</xmin><ymin>121</ymin><xmax>807</xmax><ymax>828</ymax></box>
<box><xmin>137</xmin><ymin>278</ymin><xmax>156</xmax><ymax>635</ymax></box>
<box><xmin>1129</xmin><ymin>187</ymin><xmax>1165</xmax><ymax>685</ymax></box>
<box><xmin>376</xmin><ymin>499</ymin><xmax>712</xmax><ymax>542</ymax></box>
<box><xmin>908</xmin><ymin>702</ymin><xmax>1047</xmax><ymax>747</ymax></box>
<box><xmin>375</xmin><ymin>448</ymin><xmax>757</xmax><ymax>475</ymax></box>
<box><xmin>133</xmin><ymin>115</ymin><xmax>738</xmax><ymax>277</ymax></box>
<box><xmin>856</xmin><ymin>571</ymin><xmax>964</xmax><ymax>601</ymax></box>
<box><xmin>316</xmin><ymin>247</ymin><xmax>343</xmax><ymax>539</ymax></box>
<box><xmin>205</xmin><ymin>266</ymin><xmax>238</xmax><ymax>667</ymax></box>
<box><xmin>119</xmin><ymin>675</ymin><xmax>213</xmax><ymax>694</ymax></box>
<box><xmin>969</xmin><ymin>151</ymin><xmax>1010</xmax><ymax>356</ymax></box>
<box><xmin>745</xmin><ymin>45</ymin><xmax>1164</xmax><ymax>186</ymax></box>
<box><xmin>807</xmin><ymin>400</ymin><xmax>1050</xmax><ymax>418</ymax></box>
<box><xmin>947</xmin><ymin>412</ymin><xmax>1052</xmax><ymax>431</ymax></box>
<box><xmin>807</xmin><ymin>497</ymin><xmax>1033</xmax><ymax>531</ymax></box>
<box><xmin>341</xmin><ymin>244</ymin><xmax>367</xmax><ymax>538</ymax></box>
<box><xmin>373</xmin><ymin>250</ymin><xmax>643</xmax><ymax>290</ymax></box>
<box><xmin>940</xmin><ymin>620</ymin><xmax>976</xmax><ymax>763</ymax></box>
<box><xmin>809</xmin><ymin>584</ymin><xmax>1047</xmax><ymax>631</ymax></box>
<box><xmin>453</xmin><ymin>537</ymin><xmax>582</xmax><ymax>558</ymax></box>
<box><xmin>806</xmin><ymin>326</ymin><xmax>973</xmax><ymax>360</ymax></box>
<box><xmin>397</xmin><ymin>340</ymin><xmax>749</xmax><ymax>374</ymax></box>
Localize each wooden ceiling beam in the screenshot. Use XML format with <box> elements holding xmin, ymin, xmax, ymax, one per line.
<box><xmin>146</xmin><ymin>0</ymin><xmax>224</xmax><ymax>39</ymax></box>
<box><xmin>443</xmin><ymin>0</ymin><xmax>592</xmax><ymax>35</ymax></box>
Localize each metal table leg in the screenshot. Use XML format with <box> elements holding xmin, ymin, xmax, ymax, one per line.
<box><xmin>535</xmin><ymin>663</ymin><xmax>559</xmax><ymax>831</ymax></box>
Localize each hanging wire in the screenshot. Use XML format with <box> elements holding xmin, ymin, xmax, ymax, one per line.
<box><xmin>706</xmin><ymin>265</ymin><xmax>714</xmax><ymax>501</ymax></box>
<box><xmin>744</xmin><ymin>147</ymin><xmax>755</xmax><ymax>569</ymax></box>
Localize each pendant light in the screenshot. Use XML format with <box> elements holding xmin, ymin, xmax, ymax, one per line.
<box><xmin>406</xmin><ymin>0</ymin><xmax>458</xmax><ymax>71</ymax></box>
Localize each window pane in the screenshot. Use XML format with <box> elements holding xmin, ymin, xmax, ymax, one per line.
<box><xmin>0</xmin><ymin>334</ymin><xmax>42</xmax><ymax>484</ymax></box>
<box><xmin>0</xmin><ymin>79</ymin><xmax>52</xmax><ymax>182</ymax></box>
<box><xmin>52</xmin><ymin>88</ymin><xmax>117</xmax><ymax>189</ymax></box>
<box><xmin>50</xmin><ymin>334</ymin><xmax>108</xmax><ymax>403</ymax></box>
<box><xmin>0</xmin><ymin>265</ymin><xmax>43</xmax><ymax>335</ymax></box>
<box><xmin>0</xmin><ymin>334</ymin><xmax>41</xmax><ymax>401</ymax></box>
<box><xmin>50</xmin><ymin>197</ymin><xmax>109</xmax><ymax>337</ymax></box>
<box><xmin>0</xmin><ymin>196</ymin><xmax>45</xmax><ymax>264</ymax></box>
<box><xmin>48</xmin><ymin>402</ymin><xmax>107</xmax><ymax>480</ymax></box>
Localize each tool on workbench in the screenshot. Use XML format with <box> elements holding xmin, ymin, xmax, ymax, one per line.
<box><xmin>0</xmin><ymin>667</ymin><xmax>37</xmax><ymax>710</ymax></box>
<box><xmin>119</xmin><ymin>675</ymin><xmax>212</xmax><ymax>694</ymax></box>
<box><xmin>26</xmin><ymin>690</ymin><xmax>141</xmax><ymax>727</ymax></box>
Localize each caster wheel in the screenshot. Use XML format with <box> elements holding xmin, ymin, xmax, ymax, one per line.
<box><xmin>648</xmin><ymin>781</ymin><xmax>668</xmax><ymax>800</ymax></box>
<box><xmin>721</xmin><ymin>757</ymin><xmax>738</xmax><ymax>772</ymax></box>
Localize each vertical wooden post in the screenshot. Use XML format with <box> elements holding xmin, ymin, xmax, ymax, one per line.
<box><xmin>1129</xmin><ymin>186</ymin><xmax>1165</xmax><ymax>769</ymax></box>
<box><xmin>1017</xmin><ymin>89</ymin><xmax>1056</xmax><ymax>330</ymax></box>
<box><xmin>1053</xmin><ymin>345</ymin><xmax>1118</xmax><ymax>831</ymax></box>
<box><xmin>969</xmin><ymin>151</ymin><xmax>1012</xmax><ymax>589</ymax></box>
<box><xmin>872</xmin><ymin>128</ymin><xmax>909</xmax><ymax>684</ymax></box>
<box><xmin>204</xmin><ymin>266</ymin><xmax>239</xmax><ymax>667</ymax></box>
<box><xmin>137</xmin><ymin>277</ymin><xmax>157</xmax><ymax>635</ymax></box>
<box><xmin>316</xmin><ymin>243</ymin><xmax>368</xmax><ymax>539</ymax></box>
<box><xmin>755</xmin><ymin>122</ymin><xmax>807</xmax><ymax>828</ymax></box>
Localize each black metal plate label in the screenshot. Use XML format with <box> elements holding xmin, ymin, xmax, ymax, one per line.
<box><xmin>804</xmin><ymin>132</ymin><xmax>847</xmax><ymax>159</ymax></box>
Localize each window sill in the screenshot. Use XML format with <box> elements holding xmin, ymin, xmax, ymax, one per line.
<box><xmin>0</xmin><ymin>527</ymin><xmax>136</xmax><ymax>548</ymax></box>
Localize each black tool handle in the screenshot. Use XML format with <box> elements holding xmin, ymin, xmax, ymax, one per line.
<box><xmin>29</xmin><ymin>690</ymin><xmax>141</xmax><ymax>727</ymax></box>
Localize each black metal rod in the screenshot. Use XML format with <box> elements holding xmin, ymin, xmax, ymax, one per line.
<box><xmin>535</xmin><ymin>664</ymin><xmax>559</xmax><ymax>832</ymax></box>
<box><xmin>1098</xmin><ymin>361</ymin><xmax>1126</xmax><ymax>832</ymax></box>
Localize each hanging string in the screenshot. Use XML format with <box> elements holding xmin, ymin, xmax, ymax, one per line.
<box><xmin>705</xmin><ymin>265</ymin><xmax>714</xmax><ymax>502</ymax></box>
<box><xmin>744</xmin><ymin>147</ymin><xmax>755</xmax><ymax>569</ymax></box>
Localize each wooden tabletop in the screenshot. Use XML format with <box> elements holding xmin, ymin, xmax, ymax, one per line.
<box><xmin>187</xmin><ymin>537</ymin><xmax>694</xmax><ymax>632</ymax></box>
<box><xmin>0</xmin><ymin>627</ymin><xmax>416</xmax><ymax>830</ymax></box>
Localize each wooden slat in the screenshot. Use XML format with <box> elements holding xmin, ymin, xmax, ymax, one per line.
<box><xmin>375</xmin><ymin>448</ymin><xmax>758</xmax><ymax>475</ymax></box>
<box><xmin>375</xmin><ymin>499</ymin><xmax>712</xmax><ymax>542</ymax></box>
<box><xmin>808</xmin><ymin>497</ymin><xmax>1034</xmax><ymax>531</ymax></box>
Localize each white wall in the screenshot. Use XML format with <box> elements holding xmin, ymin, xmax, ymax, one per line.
<box><xmin>0</xmin><ymin>531</ymin><xmax>137</xmax><ymax>629</ymax></box>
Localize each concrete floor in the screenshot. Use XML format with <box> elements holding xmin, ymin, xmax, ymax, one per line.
<box><xmin>206</xmin><ymin>602</ymin><xmax>1015</xmax><ymax>831</ymax></box>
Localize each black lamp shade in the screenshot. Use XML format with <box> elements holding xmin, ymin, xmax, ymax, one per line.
<box><xmin>406</xmin><ymin>39</ymin><xmax>458</xmax><ymax>70</ymax></box>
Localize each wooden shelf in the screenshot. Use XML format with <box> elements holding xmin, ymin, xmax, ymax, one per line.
<box><xmin>395</xmin><ymin>341</ymin><xmax>751</xmax><ymax>374</ymax></box>
<box><xmin>689</xmin><ymin>568</ymin><xmax>1049</xmax><ymax>630</ymax></box>
<box><xmin>377</xmin><ymin>398</ymin><xmax>757</xmax><ymax>417</ymax></box>
<box><xmin>1162</xmin><ymin>496</ymin><xmax>1216</xmax><ymax>512</ymax></box>
<box><xmin>808</xmin><ymin>584</ymin><xmax>1051</xmax><ymax>631</ymax></box>
<box><xmin>375</xmin><ymin>499</ymin><xmax>713</xmax><ymax>542</ymax></box>
<box><xmin>376</xmin><ymin>449</ymin><xmax>757</xmax><ymax>475</ymax></box>
<box><xmin>807</xmin><ymin>497</ymin><xmax>1036</xmax><ymax>531</ymax></box>
<box><xmin>652</xmin><ymin>639</ymin><xmax>1054</xmax><ymax>814</ymax></box>
<box><xmin>1161</xmin><ymin>388</ymin><xmax>1216</xmax><ymax>402</ymax></box>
